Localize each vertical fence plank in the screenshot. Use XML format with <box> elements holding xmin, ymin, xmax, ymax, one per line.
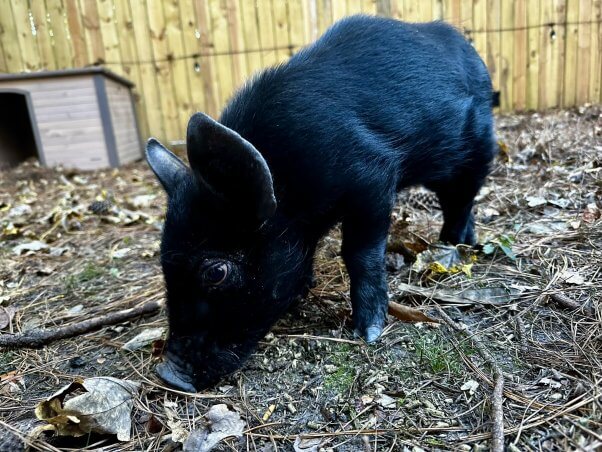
<box><xmin>113</xmin><ymin>0</ymin><xmax>149</xmax><ymax>140</ymax></box>
<box><xmin>30</xmin><ymin>0</ymin><xmax>57</xmax><ymax>70</ymax></box>
<box><xmin>576</xmin><ymin>0</ymin><xmax>591</xmax><ymax>104</ymax></box>
<box><xmin>129</xmin><ymin>0</ymin><xmax>165</xmax><ymax>139</ymax></box>
<box><xmin>64</xmin><ymin>0</ymin><xmax>88</xmax><ymax>67</ymax></box>
<box><xmin>390</xmin><ymin>0</ymin><xmax>403</xmax><ymax>20</ymax></box>
<box><xmin>97</xmin><ymin>0</ymin><xmax>123</xmax><ymax>70</ymax></box>
<box><xmin>443</xmin><ymin>0</ymin><xmax>462</xmax><ymax>26</ymax></box>
<box><xmin>256</xmin><ymin>0</ymin><xmax>278</xmax><ymax>67</ymax></box>
<box><xmin>0</xmin><ymin>0</ymin><xmax>25</xmax><ymax>71</ymax></box>
<box><xmin>513</xmin><ymin>0</ymin><xmax>527</xmax><ymax>110</ymax></box>
<box><xmin>272</xmin><ymin>0</ymin><xmax>291</xmax><ymax>62</ymax></box>
<box><xmin>416</xmin><ymin>0</ymin><xmax>433</xmax><ymax>21</ymax></box>
<box><xmin>433</xmin><ymin>0</ymin><xmax>443</xmax><ymax>19</ymax></box>
<box><xmin>460</xmin><ymin>0</ymin><xmax>473</xmax><ymax>43</ymax></box>
<box><xmin>316</xmin><ymin>0</ymin><xmax>333</xmax><ymax>33</ymax></box>
<box><xmin>591</xmin><ymin>0</ymin><xmax>601</xmax><ymax>102</ymax></box>
<box><xmin>526</xmin><ymin>0</ymin><xmax>540</xmax><ymax>109</ymax></box>
<box><xmin>486</xmin><ymin>0</ymin><xmax>500</xmax><ymax>97</ymax></box>
<box><xmin>226</xmin><ymin>0</ymin><xmax>248</xmax><ymax>85</ymax></box>
<box><xmin>563</xmin><ymin>0</ymin><xmax>579</xmax><ymax>107</ymax></box>
<box><xmin>193</xmin><ymin>0</ymin><xmax>219</xmax><ymax>117</ymax></box>
<box><xmin>178</xmin><ymin>1</ymin><xmax>207</xmax><ymax>114</ymax></box>
<box><xmin>403</xmin><ymin>0</ymin><xmax>416</xmax><ymax>21</ymax></box>
<box><xmin>376</xmin><ymin>0</ymin><xmax>391</xmax><ymax>17</ymax></box>
<box><xmin>163</xmin><ymin>0</ymin><xmax>194</xmax><ymax>134</ymax></box>
<box><xmin>472</xmin><ymin>0</ymin><xmax>487</xmax><ymax>75</ymax></box>
<box><xmin>239</xmin><ymin>0</ymin><xmax>264</xmax><ymax>71</ymax></box>
<box><xmin>47</xmin><ymin>0</ymin><xmax>73</xmax><ymax>68</ymax></box>
<box><xmin>499</xmin><ymin>0</ymin><xmax>514</xmax><ymax>110</ymax></box>
<box><xmin>346</xmin><ymin>0</ymin><xmax>363</xmax><ymax>16</ymax></box>
<box><xmin>537</xmin><ymin>0</ymin><xmax>550</xmax><ymax>109</ymax></box>
<box><xmin>79</xmin><ymin>0</ymin><xmax>105</xmax><ymax>65</ymax></box>
<box><xmin>148</xmin><ymin>0</ymin><xmax>181</xmax><ymax>140</ymax></box>
<box><xmin>332</xmin><ymin>0</ymin><xmax>348</xmax><ymax>20</ymax></box>
<box><xmin>208</xmin><ymin>0</ymin><xmax>233</xmax><ymax>110</ymax></box>
<box><xmin>11</xmin><ymin>1</ymin><xmax>41</xmax><ymax>71</ymax></box>
<box><xmin>363</xmin><ymin>0</ymin><xmax>378</xmax><ymax>15</ymax></box>
<box><xmin>288</xmin><ymin>0</ymin><xmax>310</xmax><ymax>51</ymax></box>
<box><xmin>0</xmin><ymin>40</ymin><xmax>7</xmax><ymax>72</ymax></box>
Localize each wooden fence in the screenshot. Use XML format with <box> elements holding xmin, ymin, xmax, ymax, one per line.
<box><xmin>0</xmin><ymin>0</ymin><xmax>600</xmax><ymax>143</ymax></box>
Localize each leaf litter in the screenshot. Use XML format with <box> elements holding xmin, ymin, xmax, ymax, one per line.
<box><xmin>0</xmin><ymin>106</ymin><xmax>600</xmax><ymax>451</ymax></box>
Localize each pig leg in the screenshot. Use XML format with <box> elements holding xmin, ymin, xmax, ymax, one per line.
<box><xmin>433</xmin><ymin>175</ymin><xmax>484</xmax><ymax>245</ymax></box>
<box><xmin>341</xmin><ymin>206</ymin><xmax>392</xmax><ymax>343</ymax></box>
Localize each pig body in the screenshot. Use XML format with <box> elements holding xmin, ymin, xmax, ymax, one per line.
<box><xmin>147</xmin><ymin>15</ymin><xmax>497</xmax><ymax>391</ymax></box>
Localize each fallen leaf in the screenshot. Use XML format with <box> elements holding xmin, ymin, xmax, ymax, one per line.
<box><xmin>65</xmin><ymin>304</ymin><xmax>84</xmax><ymax>316</ymax></box>
<box><xmin>539</xmin><ymin>377</ymin><xmax>562</xmax><ymax>389</ymax></box>
<box><xmin>375</xmin><ymin>394</ymin><xmax>396</xmax><ymax>408</ymax></box>
<box><xmin>582</xmin><ymin>203</ymin><xmax>601</xmax><ymax>223</ymax></box>
<box><xmin>558</xmin><ymin>270</ymin><xmax>585</xmax><ymax>285</ymax></box>
<box><xmin>129</xmin><ymin>194</ymin><xmax>156</xmax><ymax>209</ymax></box>
<box><xmin>526</xmin><ymin>221</ymin><xmax>569</xmax><ymax>234</ymax></box>
<box><xmin>293</xmin><ymin>436</ymin><xmax>323</xmax><ymax>452</ymax></box>
<box><xmin>122</xmin><ymin>327</ymin><xmax>165</xmax><ymax>351</ymax></box>
<box><xmin>388</xmin><ymin>300</ymin><xmax>438</xmax><ymax>324</ymax></box>
<box><xmin>460</xmin><ymin>379</ymin><xmax>479</xmax><ymax>395</ymax></box>
<box><xmin>13</xmin><ymin>241</ymin><xmax>49</xmax><ymax>255</ymax></box>
<box><xmin>35</xmin><ymin>377</ymin><xmax>140</xmax><ymax>441</ymax></box>
<box><xmin>165</xmin><ymin>400</ymin><xmax>188</xmax><ymax>444</ymax></box>
<box><xmin>183</xmin><ymin>404</ymin><xmax>245</xmax><ymax>452</ymax></box>
<box><xmin>413</xmin><ymin>244</ymin><xmax>475</xmax><ymax>275</ymax></box>
<box><xmin>0</xmin><ymin>306</ymin><xmax>16</xmax><ymax>330</ymax></box>
<box><xmin>526</xmin><ymin>196</ymin><xmax>547</xmax><ymax>207</ymax></box>
<box><xmin>112</xmin><ymin>247</ymin><xmax>131</xmax><ymax>259</ymax></box>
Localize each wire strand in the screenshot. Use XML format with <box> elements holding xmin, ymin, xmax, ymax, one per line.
<box><xmin>99</xmin><ymin>18</ymin><xmax>602</xmax><ymax>67</ymax></box>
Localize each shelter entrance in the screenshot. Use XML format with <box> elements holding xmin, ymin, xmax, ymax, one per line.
<box><xmin>0</xmin><ymin>92</ymin><xmax>39</xmax><ymax>170</ymax></box>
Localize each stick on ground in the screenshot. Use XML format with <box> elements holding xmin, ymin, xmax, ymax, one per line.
<box><xmin>435</xmin><ymin>305</ymin><xmax>505</xmax><ymax>452</ymax></box>
<box><xmin>0</xmin><ymin>299</ymin><xmax>164</xmax><ymax>349</ymax></box>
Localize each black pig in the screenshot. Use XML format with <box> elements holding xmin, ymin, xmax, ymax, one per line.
<box><xmin>146</xmin><ymin>15</ymin><xmax>497</xmax><ymax>391</ymax></box>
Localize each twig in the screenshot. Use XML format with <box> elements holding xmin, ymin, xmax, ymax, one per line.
<box><xmin>491</xmin><ymin>372</ymin><xmax>505</xmax><ymax>452</ymax></box>
<box><xmin>549</xmin><ymin>293</ymin><xmax>593</xmax><ymax>315</ymax></box>
<box><xmin>0</xmin><ymin>299</ymin><xmax>164</xmax><ymax>349</ymax></box>
<box><xmin>434</xmin><ymin>305</ymin><xmax>505</xmax><ymax>452</ymax></box>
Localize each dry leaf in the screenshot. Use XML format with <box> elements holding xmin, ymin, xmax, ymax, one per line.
<box><xmin>35</xmin><ymin>377</ymin><xmax>140</xmax><ymax>441</ymax></box>
<box><xmin>183</xmin><ymin>404</ymin><xmax>245</xmax><ymax>452</ymax></box>
<box><xmin>121</xmin><ymin>327</ymin><xmax>165</xmax><ymax>351</ymax></box>
<box><xmin>13</xmin><ymin>241</ymin><xmax>49</xmax><ymax>255</ymax></box>
<box><xmin>293</xmin><ymin>436</ymin><xmax>324</xmax><ymax>452</ymax></box>
<box><xmin>0</xmin><ymin>306</ymin><xmax>16</xmax><ymax>330</ymax></box>
<box><xmin>388</xmin><ymin>300</ymin><xmax>438</xmax><ymax>324</ymax></box>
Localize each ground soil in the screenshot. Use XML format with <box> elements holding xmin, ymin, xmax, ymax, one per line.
<box><xmin>0</xmin><ymin>106</ymin><xmax>600</xmax><ymax>451</ymax></box>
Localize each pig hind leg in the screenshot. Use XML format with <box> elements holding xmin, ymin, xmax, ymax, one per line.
<box><xmin>341</xmin><ymin>200</ymin><xmax>393</xmax><ymax>343</ymax></box>
<box><xmin>430</xmin><ymin>152</ymin><xmax>493</xmax><ymax>245</ymax></box>
<box><xmin>434</xmin><ymin>180</ymin><xmax>479</xmax><ymax>245</ymax></box>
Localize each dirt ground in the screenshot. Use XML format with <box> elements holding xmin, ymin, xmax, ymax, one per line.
<box><xmin>0</xmin><ymin>106</ymin><xmax>600</xmax><ymax>451</ymax></box>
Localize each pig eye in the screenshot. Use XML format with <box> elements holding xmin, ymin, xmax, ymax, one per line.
<box><xmin>202</xmin><ymin>262</ymin><xmax>229</xmax><ymax>286</ymax></box>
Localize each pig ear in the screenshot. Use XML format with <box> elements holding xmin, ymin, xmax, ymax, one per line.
<box><xmin>186</xmin><ymin>112</ymin><xmax>277</xmax><ymax>223</ymax></box>
<box><xmin>146</xmin><ymin>138</ymin><xmax>188</xmax><ymax>196</ymax></box>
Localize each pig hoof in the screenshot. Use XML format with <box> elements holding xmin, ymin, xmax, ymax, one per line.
<box><xmin>156</xmin><ymin>361</ymin><xmax>197</xmax><ymax>393</ymax></box>
<box><xmin>354</xmin><ymin>324</ymin><xmax>383</xmax><ymax>343</ymax></box>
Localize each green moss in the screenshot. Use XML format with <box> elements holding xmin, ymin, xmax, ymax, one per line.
<box><xmin>413</xmin><ymin>332</ymin><xmax>464</xmax><ymax>375</ymax></box>
<box><xmin>323</xmin><ymin>344</ymin><xmax>356</xmax><ymax>394</ymax></box>
<box><xmin>65</xmin><ymin>263</ymin><xmax>105</xmax><ymax>290</ymax></box>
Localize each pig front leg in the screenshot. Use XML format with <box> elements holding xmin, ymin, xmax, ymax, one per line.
<box><xmin>341</xmin><ymin>205</ymin><xmax>392</xmax><ymax>343</ymax></box>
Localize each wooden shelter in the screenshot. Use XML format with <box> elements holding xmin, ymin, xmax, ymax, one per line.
<box><xmin>0</xmin><ymin>67</ymin><xmax>142</xmax><ymax>170</ymax></box>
